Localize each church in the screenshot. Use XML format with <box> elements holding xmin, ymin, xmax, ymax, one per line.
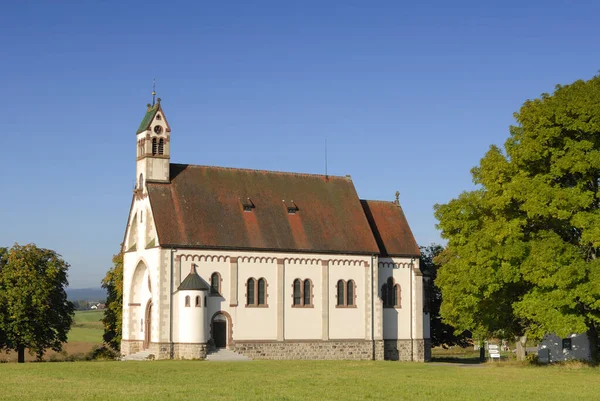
<box><xmin>121</xmin><ymin>98</ymin><xmax>431</xmax><ymax>361</ymax></box>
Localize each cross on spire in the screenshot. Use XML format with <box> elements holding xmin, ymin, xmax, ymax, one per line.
<box><xmin>152</xmin><ymin>78</ymin><xmax>156</xmax><ymax>106</ymax></box>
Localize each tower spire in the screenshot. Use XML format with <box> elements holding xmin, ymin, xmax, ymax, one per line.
<box><xmin>152</xmin><ymin>78</ymin><xmax>156</xmax><ymax>106</ymax></box>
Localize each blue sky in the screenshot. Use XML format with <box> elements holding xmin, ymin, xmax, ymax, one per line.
<box><xmin>1</xmin><ymin>1</ymin><xmax>599</xmax><ymax>288</ymax></box>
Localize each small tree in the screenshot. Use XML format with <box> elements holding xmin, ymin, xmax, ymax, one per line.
<box><xmin>0</xmin><ymin>243</ymin><xmax>74</xmax><ymax>363</ymax></box>
<box><xmin>102</xmin><ymin>249</ymin><xmax>123</xmax><ymax>352</ymax></box>
<box><xmin>420</xmin><ymin>244</ymin><xmax>471</xmax><ymax>348</ymax></box>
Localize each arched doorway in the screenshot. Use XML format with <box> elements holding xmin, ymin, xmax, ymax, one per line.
<box><xmin>144</xmin><ymin>301</ymin><xmax>153</xmax><ymax>349</ymax></box>
<box><xmin>210</xmin><ymin>311</ymin><xmax>233</xmax><ymax>349</ymax></box>
<box><xmin>129</xmin><ymin>260</ymin><xmax>152</xmax><ymax>342</ymax></box>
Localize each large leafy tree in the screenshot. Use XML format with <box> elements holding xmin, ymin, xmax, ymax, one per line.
<box><xmin>101</xmin><ymin>250</ymin><xmax>123</xmax><ymax>352</ymax></box>
<box><xmin>420</xmin><ymin>244</ymin><xmax>471</xmax><ymax>348</ymax></box>
<box><xmin>0</xmin><ymin>243</ymin><xmax>75</xmax><ymax>363</ymax></box>
<box><xmin>435</xmin><ymin>75</ymin><xmax>600</xmax><ymax>358</ymax></box>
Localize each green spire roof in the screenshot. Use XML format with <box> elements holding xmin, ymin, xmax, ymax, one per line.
<box><xmin>178</xmin><ymin>266</ymin><xmax>209</xmax><ymax>291</ymax></box>
<box><xmin>136</xmin><ymin>103</ymin><xmax>160</xmax><ymax>134</ymax></box>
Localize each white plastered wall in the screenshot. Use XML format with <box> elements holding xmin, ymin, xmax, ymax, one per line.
<box><xmin>176</xmin><ymin>290</ymin><xmax>207</xmax><ymax>343</ymax></box>
<box><xmin>173</xmin><ymin>250</ymin><xmax>374</xmax><ymax>343</ymax></box>
<box><xmin>328</xmin><ymin>262</ymin><xmax>366</xmax><ymax>340</ymax></box>
<box><xmin>122</xmin><ymin>195</ymin><xmax>161</xmax><ymax>344</ymax></box>
<box><xmin>379</xmin><ymin>256</ymin><xmax>424</xmax><ymax>340</ymax></box>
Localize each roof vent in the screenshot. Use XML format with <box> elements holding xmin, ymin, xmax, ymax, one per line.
<box><xmin>283</xmin><ymin>200</ymin><xmax>299</xmax><ymax>214</ymax></box>
<box><xmin>240</xmin><ymin>197</ymin><xmax>255</xmax><ymax>212</ymax></box>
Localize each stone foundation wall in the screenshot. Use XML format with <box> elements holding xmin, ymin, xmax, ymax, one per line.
<box><xmin>234</xmin><ymin>340</ymin><xmax>380</xmax><ymax>360</ymax></box>
<box><xmin>121</xmin><ymin>340</ymin><xmax>143</xmax><ymax>356</ymax></box>
<box><xmin>173</xmin><ymin>343</ymin><xmax>208</xmax><ymax>360</ymax></box>
<box><xmin>374</xmin><ymin>340</ymin><xmax>384</xmax><ymax>361</ymax></box>
<box><xmin>384</xmin><ymin>339</ymin><xmax>430</xmax><ymax>361</ymax></box>
<box><xmin>423</xmin><ymin>339</ymin><xmax>432</xmax><ymax>361</ymax></box>
<box><xmin>148</xmin><ymin>342</ymin><xmax>174</xmax><ymax>359</ymax></box>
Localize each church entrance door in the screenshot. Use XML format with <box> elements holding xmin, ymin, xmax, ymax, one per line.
<box><xmin>213</xmin><ymin>321</ymin><xmax>227</xmax><ymax>348</ymax></box>
<box><xmin>144</xmin><ymin>302</ymin><xmax>152</xmax><ymax>349</ymax></box>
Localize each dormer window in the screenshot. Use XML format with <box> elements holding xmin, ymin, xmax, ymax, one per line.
<box><xmin>156</xmin><ymin>114</ymin><xmax>162</xmax><ymax>121</ymax></box>
<box><xmin>283</xmin><ymin>200</ymin><xmax>299</xmax><ymax>214</ymax></box>
<box><xmin>240</xmin><ymin>198</ymin><xmax>255</xmax><ymax>212</ymax></box>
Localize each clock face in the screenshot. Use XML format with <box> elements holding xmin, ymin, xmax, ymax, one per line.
<box><xmin>154</xmin><ymin>125</ymin><xmax>163</xmax><ymax>135</ymax></box>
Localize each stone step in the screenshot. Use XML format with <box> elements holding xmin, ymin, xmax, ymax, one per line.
<box><xmin>121</xmin><ymin>350</ymin><xmax>154</xmax><ymax>361</ymax></box>
<box><xmin>206</xmin><ymin>348</ymin><xmax>251</xmax><ymax>362</ymax></box>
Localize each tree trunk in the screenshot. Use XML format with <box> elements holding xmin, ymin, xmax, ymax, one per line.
<box><xmin>515</xmin><ymin>336</ymin><xmax>527</xmax><ymax>361</ymax></box>
<box><xmin>587</xmin><ymin>325</ymin><xmax>598</xmax><ymax>363</ymax></box>
<box><xmin>17</xmin><ymin>345</ymin><xmax>25</xmax><ymax>364</ymax></box>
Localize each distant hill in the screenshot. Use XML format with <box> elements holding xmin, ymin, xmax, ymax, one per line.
<box><xmin>66</xmin><ymin>287</ymin><xmax>107</xmax><ymax>302</ymax></box>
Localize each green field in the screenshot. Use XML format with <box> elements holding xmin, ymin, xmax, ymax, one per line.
<box><xmin>0</xmin><ymin>360</ymin><xmax>598</xmax><ymax>400</ymax></box>
<box><xmin>67</xmin><ymin>310</ymin><xmax>104</xmax><ymax>343</ymax></box>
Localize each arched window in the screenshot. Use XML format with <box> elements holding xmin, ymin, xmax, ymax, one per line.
<box><xmin>382</xmin><ymin>277</ymin><xmax>401</xmax><ymax>308</ymax></box>
<box><xmin>293</xmin><ymin>279</ymin><xmax>302</xmax><ymax>306</ymax></box>
<box><xmin>139</xmin><ymin>173</ymin><xmax>144</xmax><ymax>190</ymax></box>
<box><xmin>152</xmin><ymin>138</ymin><xmax>158</xmax><ymax>155</ymax></box>
<box><xmin>195</xmin><ymin>296</ymin><xmax>201</xmax><ymax>307</ymax></box>
<box><xmin>258</xmin><ymin>278</ymin><xmax>266</xmax><ymax>306</ymax></box>
<box><xmin>303</xmin><ymin>280</ymin><xmax>312</xmax><ymax>306</ymax></box>
<box><xmin>381</xmin><ymin>283</ymin><xmax>388</xmax><ymax>307</ymax></box>
<box><xmin>347</xmin><ymin>280</ymin><xmax>355</xmax><ymax>306</ymax></box>
<box><xmin>337</xmin><ymin>280</ymin><xmax>345</xmax><ymax>306</ymax></box>
<box><xmin>246</xmin><ymin>277</ymin><xmax>268</xmax><ymax>307</ymax></box>
<box><xmin>386</xmin><ymin>277</ymin><xmax>394</xmax><ymax>307</ymax></box>
<box><xmin>292</xmin><ymin>279</ymin><xmax>313</xmax><ymax>307</ymax></box>
<box><xmin>247</xmin><ymin>278</ymin><xmax>255</xmax><ymax>305</ymax></box>
<box><xmin>185</xmin><ymin>295</ymin><xmax>190</xmax><ymax>307</ymax></box>
<box><xmin>158</xmin><ymin>138</ymin><xmax>164</xmax><ymax>155</ymax></box>
<box><xmin>210</xmin><ymin>272</ymin><xmax>221</xmax><ymax>295</ymax></box>
<box><xmin>336</xmin><ymin>279</ymin><xmax>356</xmax><ymax>307</ymax></box>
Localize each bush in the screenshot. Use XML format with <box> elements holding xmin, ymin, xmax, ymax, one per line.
<box><xmin>525</xmin><ymin>353</ymin><xmax>538</xmax><ymax>365</ymax></box>
<box><xmin>90</xmin><ymin>346</ymin><xmax>118</xmax><ymax>361</ymax></box>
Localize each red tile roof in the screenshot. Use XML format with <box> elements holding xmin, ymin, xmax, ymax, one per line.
<box><xmin>360</xmin><ymin>200</ymin><xmax>420</xmax><ymax>257</ymax></box>
<box><xmin>147</xmin><ymin>164</ymin><xmax>382</xmax><ymax>255</ymax></box>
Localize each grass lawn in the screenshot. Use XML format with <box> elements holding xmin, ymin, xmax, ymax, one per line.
<box><xmin>67</xmin><ymin>310</ymin><xmax>104</xmax><ymax>343</ymax></box>
<box><xmin>0</xmin><ymin>360</ymin><xmax>598</xmax><ymax>400</ymax></box>
<box><xmin>1</xmin><ymin>310</ymin><xmax>104</xmax><ymax>362</ymax></box>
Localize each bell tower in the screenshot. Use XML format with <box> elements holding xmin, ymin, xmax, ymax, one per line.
<box><xmin>135</xmin><ymin>94</ymin><xmax>171</xmax><ymax>190</ymax></box>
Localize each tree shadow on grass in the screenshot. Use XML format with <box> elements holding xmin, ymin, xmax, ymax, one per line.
<box><xmin>430</xmin><ymin>356</ymin><xmax>483</xmax><ymax>364</ymax></box>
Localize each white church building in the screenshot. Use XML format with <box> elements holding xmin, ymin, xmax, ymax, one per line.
<box><xmin>121</xmin><ymin>98</ymin><xmax>430</xmax><ymax>361</ymax></box>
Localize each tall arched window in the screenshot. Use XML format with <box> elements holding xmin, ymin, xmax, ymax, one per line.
<box><xmin>152</xmin><ymin>138</ymin><xmax>158</xmax><ymax>155</ymax></box>
<box><xmin>246</xmin><ymin>277</ymin><xmax>268</xmax><ymax>307</ymax></box>
<box><xmin>386</xmin><ymin>277</ymin><xmax>394</xmax><ymax>307</ymax></box>
<box><xmin>293</xmin><ymin>279</ymin><xmax>313</xmax><ymax>307</ymax></box>
<box><xmin>336</xmin><ymin>279</ymin><xmax>356</xmax><ymax>307</ymax></box>
<box><xmin>247</xmin><ymin>278</ymin><xmax>255</xmax><ymax>305</ymax></box>
<box><xmin>347</xmin><ymin>280</ymin><xmax>355</xmax><ymax>306</ymax></box>
<box><xmin>139</xmin><ymin>173</ymin><xmax>144</xmax><ymax>190</ymax></box>
<box><xmin>337</xmin><ymin>280</ymin><xmax>345</xmax><ymax>306</ymax></box>
<box><xmin>303</xmin><ymin>280</ymin><xmax>312</xmax><ymax>306</ymax></box>
<box><xmin>382</xmin><ymin>277</ymin><xmax>401</xmax><ymax>308</ymax></box>
<box><xmin>258</xmin><ymin>278</ymin><xmax>266</xmax><ymax>306</ymax></box>
<box><xmin>185</xmin><ymin>295</ymin><xmax>190</xmax><ymax>307</ymax></box>
<box><xmin>210</xmin><ymin>272</ymin><xmax>221</xmax><ymax>295</ymax></box>
<box><xmin>293</xmin><ymin>279</ymin><xmax>302</xmax><ymax>306</ymax></box>
<box><xmin>381</xmin><ymin>283</ymin><xmax>388</xmax><ymax>307</ymax></box>
<box><xmin>158</xmin><ymin>138</ymin><xmax>164</xmax><ymax>155</ymax></box>
<box><xmin>195</xmin><ymin>296</ymin><xmax>201</xmax><ymax>307</ymax></box>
